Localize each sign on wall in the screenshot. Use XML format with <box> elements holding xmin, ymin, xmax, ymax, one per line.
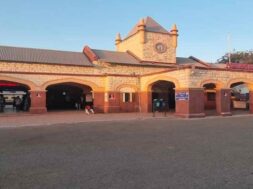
<box><xmin>86</xmin><ymin>94</ymin><xmax>93</xmax><ymax>102</ymax></box>
<box><xmin>175</xmin><ymin>92</ymin><xmax>189</xmax><ymax>101</ymax></box>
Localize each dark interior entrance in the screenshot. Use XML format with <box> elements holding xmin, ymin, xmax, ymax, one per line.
<box><xmin>46</xmin><ymin>83</ymin><xmax>93</xmax><ymax>111</ymax></box>
<box><xmin>230</xmin><ymin>82</ymin><xmax>249</xmax><ymax>112</ymax></box>
<box><xmin>0</xmin><ymin>81</ymin><xmax>30</xmax><ymax>113</ymax></box>
<box><xmin>151</xmin><ymin>81</ymin><xmax>175</xmax><ymax>112</ymax></box>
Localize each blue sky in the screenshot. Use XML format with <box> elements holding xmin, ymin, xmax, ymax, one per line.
<box><xmin>0</xmin><ymin>0</ymin><xmax>252</xmax><ymax>62</ymax></box>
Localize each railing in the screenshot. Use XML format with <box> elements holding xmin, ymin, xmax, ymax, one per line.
<box><xmin>227</xmin><ymin>63</ymin><xmax>253</xmax><ymax>71</ymax></box>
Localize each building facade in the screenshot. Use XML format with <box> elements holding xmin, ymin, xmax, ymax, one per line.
<box><xmin>0</xmin><ymin>17</ymin><xmax>253</xmax><ymax>117</ymax></box>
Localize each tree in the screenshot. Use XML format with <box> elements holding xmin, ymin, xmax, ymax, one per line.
<box><xmin>217</xmin><ymin>50</ymin><xmax>253</xmax><ymax>64</ymax></box>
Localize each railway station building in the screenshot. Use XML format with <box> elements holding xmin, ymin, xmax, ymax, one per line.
<box><xmin>0</xmin><ymin>17</ymin><xmax>253</xmax><ymax>117</ymax></box>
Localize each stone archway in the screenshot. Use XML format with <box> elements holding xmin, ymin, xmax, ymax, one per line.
<box><xmin>42</xmin><ymin>78</ymin><xmax>100</xmax><ymax>91</ymax></box>
<box><xmin>0</xmin><ymin>75</ymin><xmax>37</xmax><ymax>90</ymax></box>
<box><xmin>139</xmin><ymin>76</ymin><xmax>179</xmax><ymax>113</ymax></box>
<box><xmin>140</xmin><ymin>79</ymin><xmax>176</xmax><ymax>113</ymax></box>
<box><xmin>149</xmin><ymin>80</ymin><xmax>176</xmax><ymax>112</ymax></box>
<box><xmin>45</xmin><ymin>82</ymin><xmax>93</xmax><ymax>111</ymax></box>
<box><xmin>228</xmin><ymin>79</ymin><xmax>253</xmax><ymax>114</ymax></box>
<box><xmin>200</xmin><ymin>79</ymin><xmax>231</xmax><ymax>116</ymax></box>
<box><xmin>42</xmin><ymin>78</ymin><xmax>105</xmax><ymax>113</ymax></box>
<box><xmin>0</xmin><ymin>80</ymin><xmax>31</xmax><ymax>113</ymax></box>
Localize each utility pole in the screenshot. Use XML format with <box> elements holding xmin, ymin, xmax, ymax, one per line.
<box><xmin>227</xmin><ymin>33</ymin><xmax>232</xmax><ymax>64</ymax></box>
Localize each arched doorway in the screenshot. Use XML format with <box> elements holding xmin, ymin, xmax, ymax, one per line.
<box><xmin>203</xmin><ymin>83</ymin><xmax>217</xmax><ymax>115</ymax></box>
<box><xmin>149</xmin><ymin>80</ymin><xmax>175</xmax><ymax>112</ymax></box>
<box><xmin>230</xmin><ymin>82</ymin><xmax>250</xmax><ymax>114</ymax></box>
<box><xmin>46</xmin><ymin>82</ymin><xmax>93</xmax><ymax>111</ymax></box>
<box><xmin>0</xmin><ymin>80</ymin><xmax>31</xmax><ymax>113</ymax></box>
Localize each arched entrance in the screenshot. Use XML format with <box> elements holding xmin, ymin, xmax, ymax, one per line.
<box><xmin>203</xmin><ymin>83</ymin><xmax>217</xmax><ymax>115</ymax></box>
<box><xmin>149</xmin><ymin>80</ymin><xmax>175</xmax><ymax>112</ymax></box>
<box><xmin>46</xmin><ymin>82</ymin><xmax>93</xmax><ymax>111</ymax></box>
<box><xmin>230</xmin><ymin>82</ymin><xmax>250</xmax><ymax>114</ymax></box>
<box><xmin>0</xmin><ymin>80</ymin><xmax>31</xmax><ymax>113</ymax></box>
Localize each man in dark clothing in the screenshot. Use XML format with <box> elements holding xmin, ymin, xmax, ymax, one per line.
<box><xmin>0</xmin><ymin>95</ymin><xmax>5</xmax><ymax>112</ymax></box>
<box><xmin>15</xmin><ymin>96</ymin><xmax>22</xmax><ymax>112</ymax></box>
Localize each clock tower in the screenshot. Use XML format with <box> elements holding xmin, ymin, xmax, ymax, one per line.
<box><xmin>115</xmin><ymin>17</ymin><xmax>178</xmax><ymax>64</ymax></box>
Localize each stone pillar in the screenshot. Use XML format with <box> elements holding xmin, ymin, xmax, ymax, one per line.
<box><xmin>175</xmin><ymin>88</ymin><xmax>205</xmax><ymax>118</ymax></box>
<box><xmin>29</xmin><ymin>90</ymin><xmax>47</xmax><ymax>114</ymax></box>
<box><xmin>216</xmin><ymin>89</ymin><xmax>232</xmax><ymax>116</ymax></box>
<box><xmin>249</xmin><ymin>91</ymin><xmax>253</xmax><ymax>114</ymax></box>
<box><xmin>139</xmin><ymin>91</ymin><xmax>151</xmax><ymax>113</ymax></box>
<box><xmin>134</xmin><ymin>92</ymin><xmax>140</xmax><ymax>112</ymax></box>
<box><xmin>93</xmin><ymin>91</ymin><xmax>105</xmax><ymax>113</ymax></box>
<box><xmin>103</xmin><ymin>92</ymin><xmax>120</xmax><ymax>113</ymax></box>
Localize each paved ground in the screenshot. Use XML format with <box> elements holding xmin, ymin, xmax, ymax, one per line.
<box><xmin>0</xmin><ymin>110</ymin><xmax>250</xmax><ymax>128</ymax></box>
<box><xmin>0</xmin><ymin>111</ymin><xmax>178</xmax><ymax>128</ymax></box>
<box><xmin>1</xmin><ymin>115</ymin><xmax>253</xmax><ymax>188</ymax></box>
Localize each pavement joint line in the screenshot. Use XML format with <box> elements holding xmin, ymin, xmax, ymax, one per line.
<box><xmin>0</xmin><ymin>113</ymin><xmax>252</xmax><ymax>129</ymax></box>
<box><xmin>0</xmin><ymin>116</ymin><xmax>178</xmax><ymax>129</ymax></box>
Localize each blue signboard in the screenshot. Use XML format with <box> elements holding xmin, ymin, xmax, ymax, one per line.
<box><xmin>175</xmin><ymin>92</ymin><xmax>189</xmax><ymax>101</ymax></box>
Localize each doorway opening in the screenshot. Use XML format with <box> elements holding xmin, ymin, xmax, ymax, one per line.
<box><xmin>150</xmin><ymin>80</ymin><xmax>175</xmax><ymax>112</ymax></box>
<box><xmin>203</xmin><ymin>83</ymin><xmax>217</xmax><ymax>116</ymax></box>
<box><xmin>230</xmin><ymin>82</ymin><xmax>249</xmax><ymax>115</ymax></box>
<box><xmin>46</xmin><ymin>83</ymin><xmax>93</xmax><ymax>111</ymax></box>
<box><xmin>0</xmin><ymin>81</ymin><xmax>30</xmax><ymax>113</ymax></box>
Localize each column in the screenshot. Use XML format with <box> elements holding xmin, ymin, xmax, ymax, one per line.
<box><xmin>139</xmin><ymin>91</ymin><xmax>152</xmax><ymax>113</ymax></box>
<box><xmin>216</xmin><ymin>88</ymin><xmax>232</xmax><ymax>116</ymax></box>
<box><xmin>93</xmin><ymin>91</ymin><xmax>105</xmax><ymax>113</ymax></box>
<box><xmin>29</xmin><ymin>90</ymin><xmax>47</xmax><ymax>114</ymax></box>
<box><xmin>175</xmin><ymin>88</ymin><xmax>205</xmax><ymax>118</ymax></box>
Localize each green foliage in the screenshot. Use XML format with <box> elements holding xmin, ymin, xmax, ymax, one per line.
<box><xmin>217</xmin><ymin>51</ymin><xmax>253</xmax><ymax>64</ymax></box>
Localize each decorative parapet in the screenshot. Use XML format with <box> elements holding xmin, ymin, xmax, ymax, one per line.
<box><xmin>227</xmin><ymin>63</ymin><xmax>253</xmax><ymax>71</ymax></box>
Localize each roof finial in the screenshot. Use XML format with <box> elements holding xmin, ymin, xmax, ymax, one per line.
<box><xmin>170</xmin><ymin>24</ymin><xmax>178</xmax><ymax>34</ymax></box>
<box><xmin>138</xmin><ymin>18</ymin><xmax>146</xmax><ymax>30</ymax></box>
<box><xmin>170</xmin><ymin>24</ymin><xmax>178</xmax><ymax>48</ymax></box>
<box><xmin>115</xmin><ymin>33</ymin><xmax>122</xmax><ymax>45</ymax></box>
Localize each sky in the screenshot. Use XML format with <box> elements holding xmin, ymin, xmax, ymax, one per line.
<box><xmin>0</xmin><ymin>0</ymin><xmax>253</xmax><ymax>63</ymax></box>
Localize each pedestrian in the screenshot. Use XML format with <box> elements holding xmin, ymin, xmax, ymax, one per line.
<box><xmin>85</xmin><ymin>105</ymin><xmax>94</xmax><ymax>115</ymax></box>
<box><xmin>15</xmin><ymin>96</ymin><xmax>22</xmax><ymax>112</ymax></box>
<box><xmin>0</xmin><ymin>95</ymin><xmax>5</xmax><ymax>112</ymax></box>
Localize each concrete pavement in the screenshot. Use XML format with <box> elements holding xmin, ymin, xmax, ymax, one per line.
<box><xmin>1</xmin><ymin>116</ymin><xmax>253</xmax><ymax>188</ymax></box>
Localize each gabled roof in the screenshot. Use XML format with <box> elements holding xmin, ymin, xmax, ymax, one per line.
<box><xmin>92</xmin><ymin>49</ymin><xmax>140</xmax><ymax>65</ymax></box>
<box><xmin>126</xmin><ymin>16</ymin><xmax>170</xmax><ymax>38</ymax></box>
<box><xmin>0</xmin><ymin>45</ymin><xmax>93</xmax><ymax>66</ymax></box>
<box><xmin>177</xmin><ymin>56</ymin><xmax>211</xmax><ymax>68</ymax></box>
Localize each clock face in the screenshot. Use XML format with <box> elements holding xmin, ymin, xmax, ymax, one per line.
<box><xmin>155</xmin><ymin>43</ymin><xmax>167</xmax><ymax>53</ymax></box>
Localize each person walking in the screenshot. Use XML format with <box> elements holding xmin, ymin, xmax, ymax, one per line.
<box><xmin>0</xmin><ymin>95</ymin><xmax>5</xmax><ymax>113</ymax></box>
<box><xmin>15</xmin><ymin>96</ymin><xmax>22</xmax><ymax>112</ymax></box>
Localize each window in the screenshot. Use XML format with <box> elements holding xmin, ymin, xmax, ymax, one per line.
<box><xmin>123</xmin><ymin>93</ymin><xmax>132</xmax><ymax>102</ymax></box>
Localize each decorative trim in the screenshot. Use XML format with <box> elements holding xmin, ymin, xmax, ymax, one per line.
<box><xmin>0</xmin><ymin>71</ymin><xmax>139</xmax><ymax>77</ymax></box>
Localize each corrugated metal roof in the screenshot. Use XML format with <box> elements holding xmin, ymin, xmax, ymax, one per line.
<box><xmin>92</xmin><ymin>49</ymin><xmax>140</xmax><ymax>64</ymax></box>
<box><xmin>126</xmin><ymin>16</ymin><xmax>169</xmax><ymax>38</ymax></box>
<box><xmin>176</xmin><ymin>57</ymin><xmax>210</xmax><ymax>68</ymax></box>
<box><xmin>0</xmin><ymin>45</ymin><xmax>93</xmax><ymax>66</ymax></box>
<box><xmin>176</xmin><ymin>57</ymin><xmax>198</xmax><ymax>65</ymax></box>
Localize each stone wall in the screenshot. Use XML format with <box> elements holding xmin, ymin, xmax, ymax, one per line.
<box><xmin>0</xmin><ymin>61</ymin><xmax>166</xmax><ymax>76</ymax></box>
<box><xmin>0</xmin><ymin>60</ymin><xmax>166</xmax><ymax>92</ymax></box>
<box><xmin>140</xmin><ymin>69</ymin><xmax>191</xmax><ymax>91</ymax></box>
<box><xmin>143</xmin><ymin>32</ymin><xmax>176</xmax><ymax>63</ymax></box>
<box><xmin>117</xmin><ymin>32</ymin><xmax>143</xmax><ymax>59</ymax></box>
<box><xmin>190</xmin><ymin>68</ymin><xmax>253</xmax><ymax>89</ymax></box>
<box><xmin>117</xmin><ymin>31</ymin><xmax>176</xmax><ymax>63</ymax></box>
